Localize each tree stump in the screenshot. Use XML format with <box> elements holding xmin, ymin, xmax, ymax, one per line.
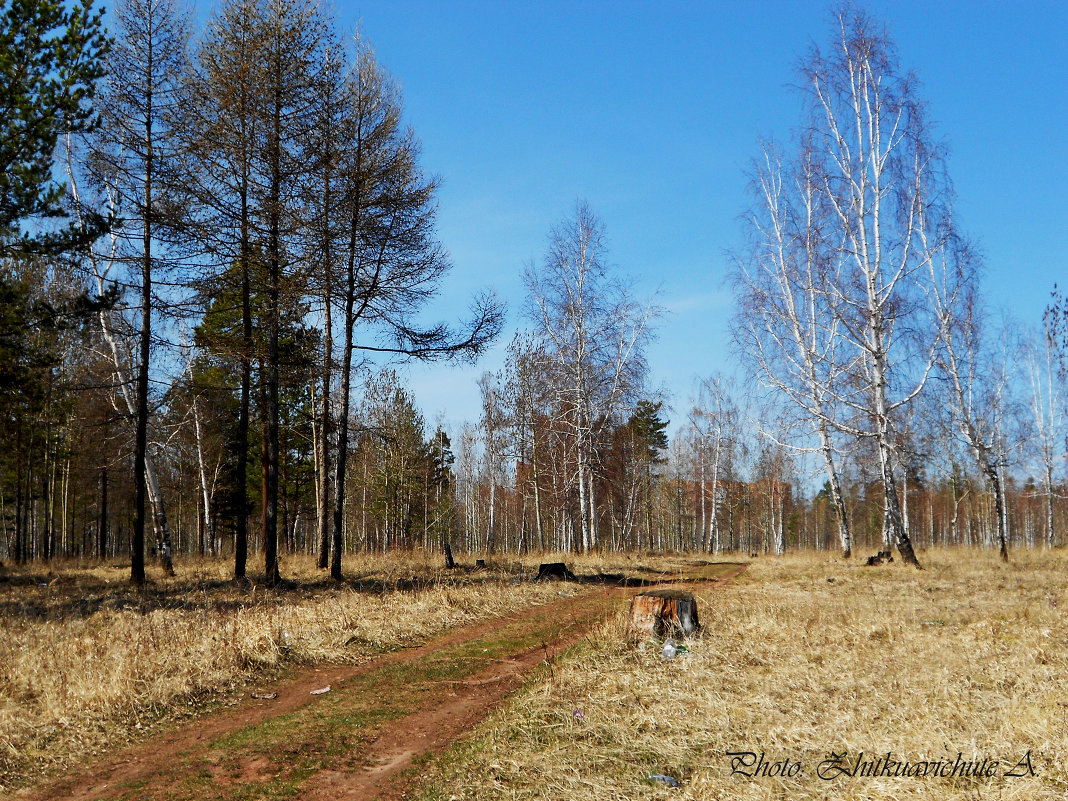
<box><xmin>865</xmin><ymin>550</ymin><xmax>894</xmax><ymax>566</ymax></box>
<box><xmin>628</xmin><ymin>589</ymin><xmax>699</xmax><ymax>639</ymax></box>
<box><xmin>475</xmin><ymin>558</ymin><xmax>487</xmax><ymax>570</ymax></box>
<box><xmin>444</xmin><ymin>543</ymin><xmax>456</xmax><ymax>569</ymax></box>
<box><xmin>536</xmin><ymin>562</ymin><xmax>577</xmax><ymax>581</ymax></box>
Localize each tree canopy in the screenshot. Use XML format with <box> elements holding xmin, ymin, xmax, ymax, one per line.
<box><xmin>0</xmin><ymin>0</ymin><xmax>108</xmax><ymax>257</ymax></box>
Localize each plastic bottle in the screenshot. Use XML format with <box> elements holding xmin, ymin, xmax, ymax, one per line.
<box><xmin>662</xmin><ymin>638</ymin><xmax>677</xmax><ymax>659</ymax></box>
<box><xmin>649</xmin><ymin>774</ymin><xmax>680</xmax><ymax>787</ymax></box>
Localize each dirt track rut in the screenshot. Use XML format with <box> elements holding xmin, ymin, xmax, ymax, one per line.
<box><xmin>22</xmin><ymin>563</ymin><xmax>746</xmax><ymax>801</ymax></box>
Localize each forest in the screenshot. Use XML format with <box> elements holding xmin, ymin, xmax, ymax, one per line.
<box><xmin>3</xmin><ymin>0</ymin><xmax>1067</xmax><ymax>585</ymax></box>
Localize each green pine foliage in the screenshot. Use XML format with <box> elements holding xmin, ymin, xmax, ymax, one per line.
<box><xmin>0</xmin><ymin>0</ymin><xmax>108</xmax><ymax>256</ymax></box>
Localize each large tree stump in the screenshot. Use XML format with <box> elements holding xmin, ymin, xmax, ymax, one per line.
<box><xmin>628</xmin><ymin>589</ymin><xmax>699</xmax><ymax>639</ymax></box>
<box><xmin>536</xmin><ymin>562</ymin><xmax>577</xmax><ymax>581</ymax></box>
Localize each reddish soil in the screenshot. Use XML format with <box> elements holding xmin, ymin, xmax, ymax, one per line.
<box><xmin>302</xmin><ymin>636</ymin><xmax>564</xmax><ymax>801</ymax></box>
<box><xmin>20</xmin><ymin>563</ymin><xmax>746</xmax><ymax>801</ymax></box>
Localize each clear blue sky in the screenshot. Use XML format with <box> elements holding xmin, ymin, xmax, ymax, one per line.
<box><xmin>322</xmin><ymin>2</ymin><xmax>1068</xmax><ymax>433</ymax></box>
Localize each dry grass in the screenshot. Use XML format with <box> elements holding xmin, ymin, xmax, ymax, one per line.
<box><xmin>0</xmin><ymin>550</ymin><xmax>609</xmax><ymax>792</ymax></box>
<box><xmin>421</xmin><ymin>548</ymin><xmax>1068</xmax><ymax>800</ymax></box>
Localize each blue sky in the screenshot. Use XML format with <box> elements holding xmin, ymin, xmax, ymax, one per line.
<box><xmin>324</xmin><ymin>1</ymin><xmax>1067</xmax><ymax>434</ymax></box>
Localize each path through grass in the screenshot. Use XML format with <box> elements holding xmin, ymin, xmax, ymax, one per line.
<box><xmin>417</xmin><ymin>549</ymin><xmax>1068</xmax><ymax>801</ymax></box>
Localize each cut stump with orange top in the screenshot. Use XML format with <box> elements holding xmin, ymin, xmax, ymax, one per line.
<box><xmin>628</xmin><ymin>589</ymin><xmax>699</xmax><ymax>639</ymax></box>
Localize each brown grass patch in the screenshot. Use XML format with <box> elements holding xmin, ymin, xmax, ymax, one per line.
<box><xmin>0</xmin><ymin>550</ymin><xmax>630</xmax><ymax>792</ymax></box>
<box><xmin>419</xmin><ymin>548</ymin><xmax>1068</xmax><ymax>800</ymax></box>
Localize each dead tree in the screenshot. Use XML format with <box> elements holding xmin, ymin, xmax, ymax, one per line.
<box><xmin>88</xmin><ymin>0</ymin><xmax>189</xmax><ymax>581</ymax></box>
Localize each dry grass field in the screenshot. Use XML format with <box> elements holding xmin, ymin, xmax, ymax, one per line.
<box><xmin>418</xmin><ymin>548</ymin><xmax>1068</xmax><ymax>801</ymax></box>
<box><xmin>0</xmin><ymin>550</ymin><xmax>617</xmax><ymax>793</ymax></box>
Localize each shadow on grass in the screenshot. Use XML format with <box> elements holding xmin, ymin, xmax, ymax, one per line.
<box><xmin>0</xmin><ymin>558</ymin><xmax>740</xmax><ymax>622</ymax></box>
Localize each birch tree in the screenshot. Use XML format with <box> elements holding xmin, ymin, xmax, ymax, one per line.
<box><xmin>754</xmin><ymin>435</ymin><xmax>791</xmax><ymax>555</ymax></box>
<box><xmin>931</xmin><ymin>255</ymin><xmax>1016</xmax><ymax>561</ymax></box>
<box><xmin>175</xmin><ymin>339</ymin><xmax>231</xmax><ymax>556</ymax></box>
<box><xmin>800</xmin><ymin>7</ymin><xmax>965</xmax><ymax>567</ymax></box>
<box><xmin>733</xmin><ymin>142</ymin><xmax>855</xmax><ymax>557</ymax></box>
<box><xmin>524</xmin><ymin>203</ymin><xmax>655</xmax><ymax>552</ymax></box>
<box><xmin>690</xmin><ymin>375</ymin><xmax>739</xmax><ymax>554</ymax></box>
<box><xmin>477</xmin><ymin>371</ymin><xmax>507</xmax><ymax>554</ymax></box>
<box><xmin>503</xmin><ymin>336</ymin><xmax>553</xmax><ymax>551</ymax></box>
<box><xmin>1026</xmin><ymin>323</ymin><xmax>1065</xmax><ymax>548</ymax></box>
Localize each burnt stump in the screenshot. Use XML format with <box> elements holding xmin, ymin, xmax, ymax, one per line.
<box><xmin>865</xmin><ymin>550</ymin><xmax>894</xmax><ymax>566</ymax></box>
<box><xmin>536</xmin><ymin>562</ymin><xmax>577</xmax><ymax>581</ymax></box>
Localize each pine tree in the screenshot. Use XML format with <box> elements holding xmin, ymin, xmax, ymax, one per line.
<box><xmin>0</xmin><ymin>0</ymin><xmax>108</xmax><ymax>257</ymax></box>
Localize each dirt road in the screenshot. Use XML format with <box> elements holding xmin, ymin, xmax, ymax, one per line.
<box><xmin>22</xmin><ymin>563</ymin><xmax>745</xmax><ymax>801</ymax></box>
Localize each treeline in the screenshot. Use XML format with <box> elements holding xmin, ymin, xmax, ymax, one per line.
<box><xmin>724</xmin><ymin>6</ymin><xmax>1068</xmax><ymax>568</ymax></box>
<box><xmin>3</xmin><ymin>2</ymin><xmax>1067</xmax><ymax>580</ymax></box>
<box><xmin>0</xmin><ymin>0</ymin><xmax>500</xmax><ymax>583</ymax></box>
<box><xmin>453</xmin><ymin>369</ymin><xmax>1068</xmax><ymax>559</ymax></box>
<box><xmin>437</xmin><ymin>8</ymin><xmax>1068</xmax><ymax>566</ymax></box>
